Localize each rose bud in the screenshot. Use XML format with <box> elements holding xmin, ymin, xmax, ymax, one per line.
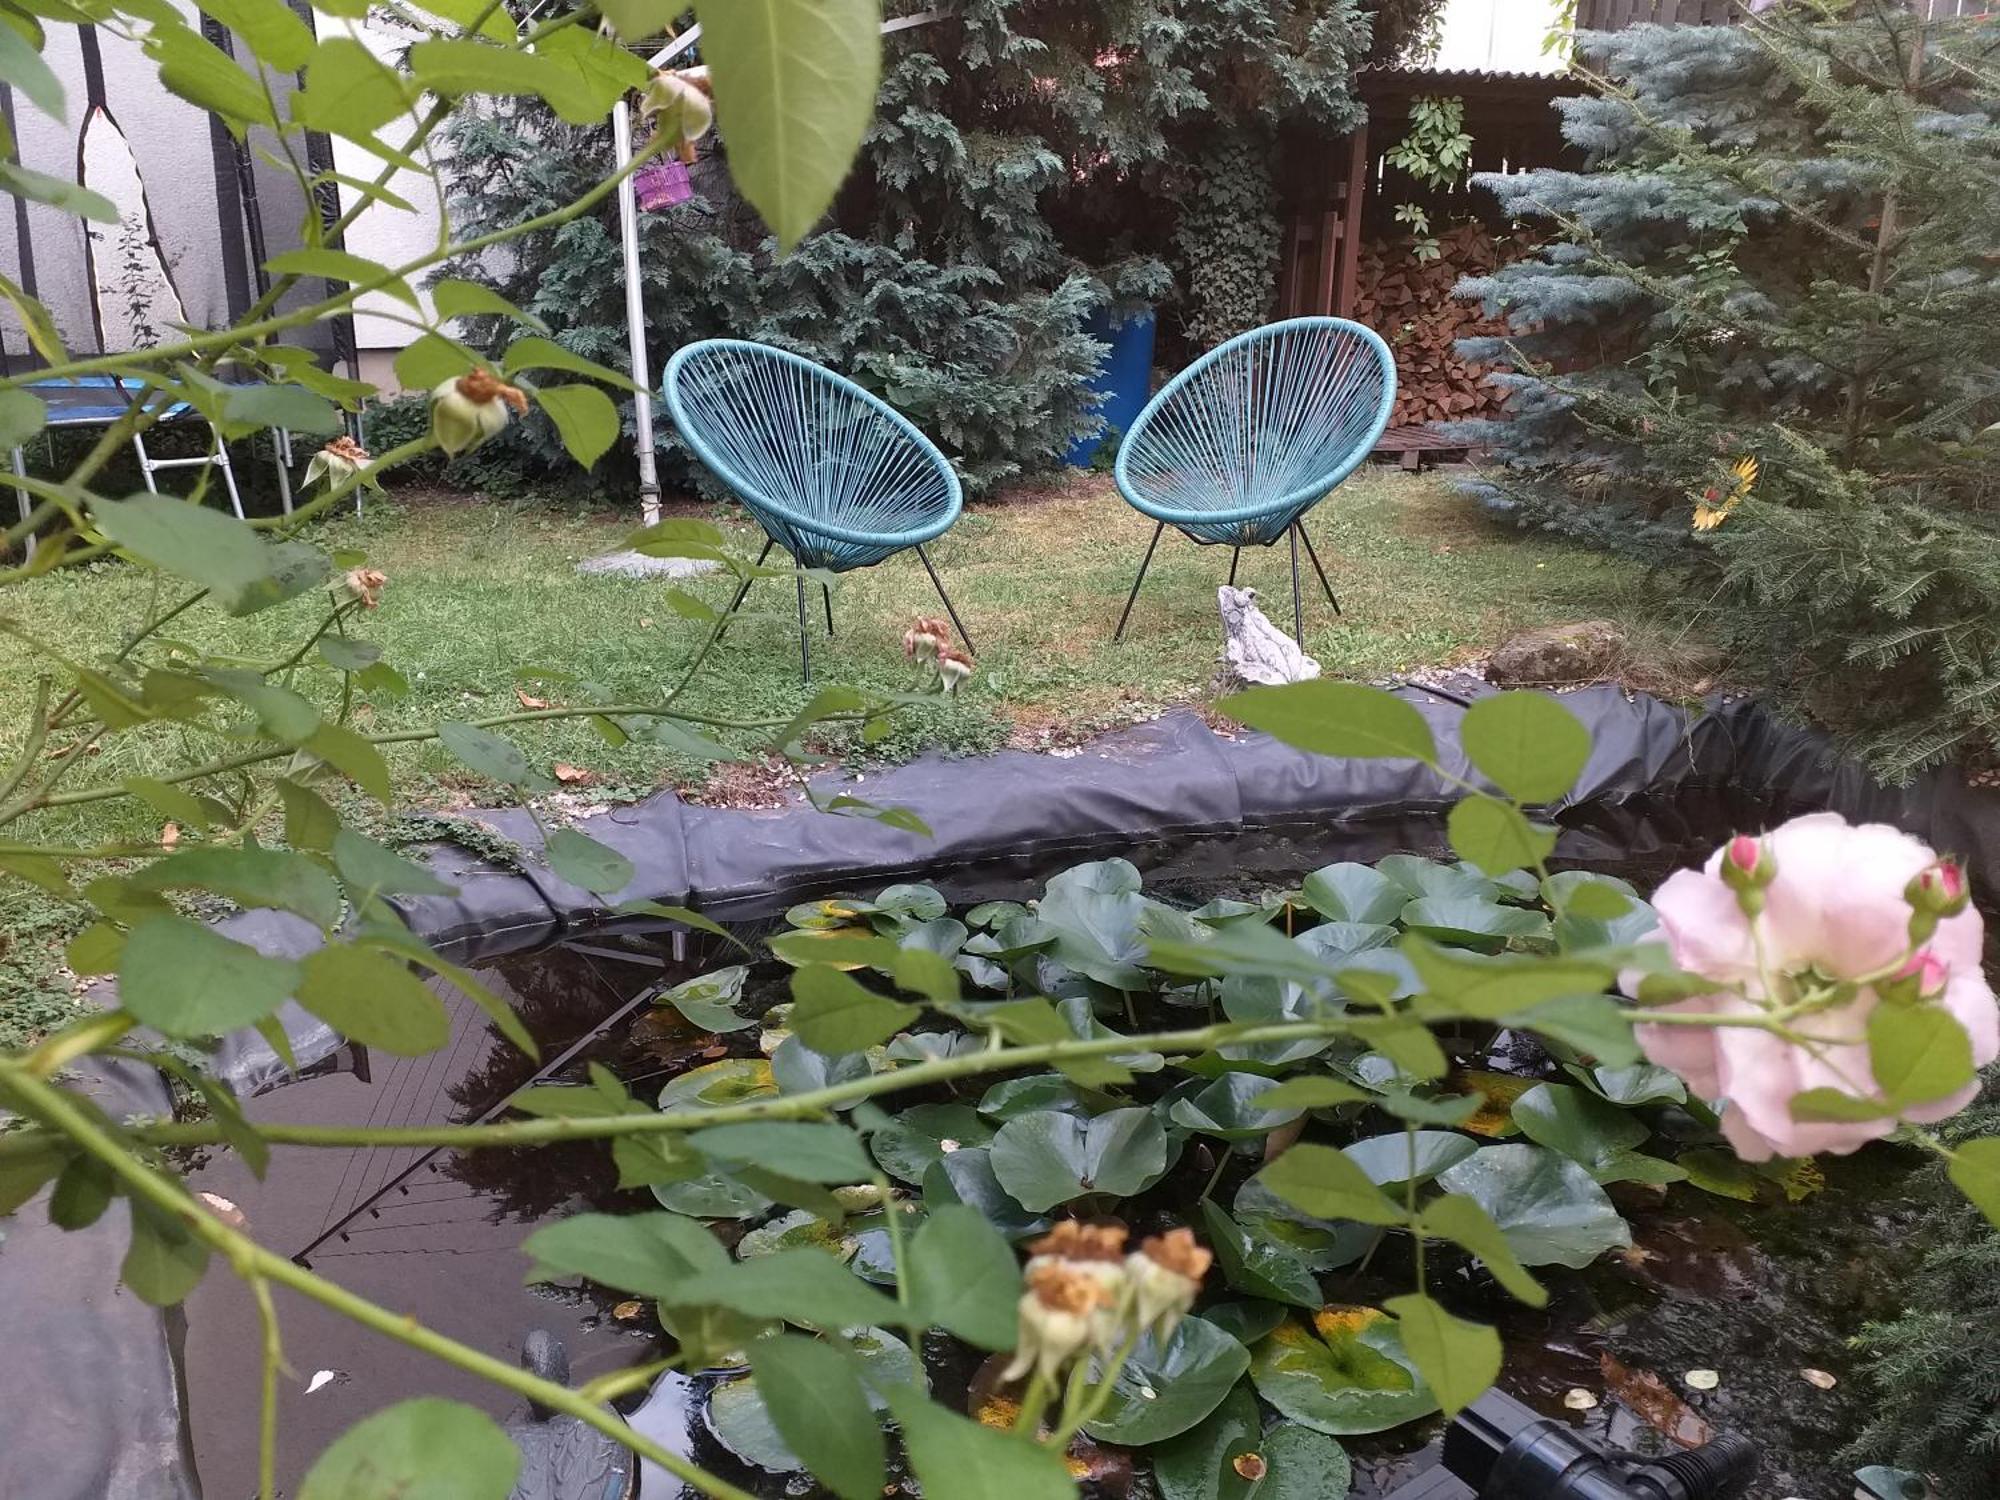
<box><xmin>430</xmin><ymin>369</ymin><xmax>530</xmax><ymax>457</ymax></box>
<box><xmin>1719</xmin><ymin>833</ymin><xmax>1775</xmax><ymax>915</ymax></box>
<box><xmin>1884</xmin><ymin>950</ymin><xmax>1951</xmax><ymax>1005</ymax></box>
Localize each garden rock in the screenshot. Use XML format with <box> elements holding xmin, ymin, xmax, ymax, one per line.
<box><xmin>1215</xmin><ymin>586</ymin><xmax>1320</xmax><ymax>691</ymax></box>
<box><xmin>1486</xmin><ymin>619</ymin><xmax>1626</xmax><ymax>688</ymax></box>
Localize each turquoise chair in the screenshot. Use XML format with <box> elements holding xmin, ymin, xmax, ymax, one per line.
<box><xmin>1111</xmin><ymin>316</ymin><xmax>1396</xmax><ymax>643</ymax></box>
<box><xmin>664</xmin><ymin>339</ymin><xmax>971</xmax><ymax>683</ymax></box>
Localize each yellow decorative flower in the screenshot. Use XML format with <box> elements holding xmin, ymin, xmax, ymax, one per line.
<box><xmin>1692</xmin><ymin>455</ymin><xmax>1759</xmax><ymax>532</ymax></box>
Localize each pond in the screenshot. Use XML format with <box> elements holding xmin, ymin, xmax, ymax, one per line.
<box><xmin>178</xmin><ymin>793</ymin><xmax>1928</xmax><ymax>1500</ymax></box>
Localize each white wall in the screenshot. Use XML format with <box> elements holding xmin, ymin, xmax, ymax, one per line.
<box><xmin>328</xmin><ymin>16</ymin><xmax>443</xmax><ymax>360</ymax></box>
<box><xmin>1430</xmin><ymin>0</ymin><xmax>1567</xmax><ymax>73</ymax></box>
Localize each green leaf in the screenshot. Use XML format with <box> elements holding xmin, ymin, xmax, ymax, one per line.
<box><xmin>658</xmin><ymin>1056</ymin><xmax>778</xmax><ymax>1113</ymax></box>
<box><xmin>297</xmin><ymin>1399</ymin><xmax>519</xmax><ymax>1499</ymax></box>
<box><xmin>501</xmin><ymin>334</ymin><xmax>641</xmax><ymax>391</ymax></box>
<box><xmin>905</xmin><ymin>1204</ymin><xmax>1019</xmax><ymax>1350</ymax></box>
<box><xmin>1222</xmin><ymin>681</ymin><xmax>1437</xmax><ymax>763</ymax></box>
<box><xmin>661</xmin><ymin>965</ymin><xmax>756</xmax><ymax>1033</ymax></box>
<box><xmin>691</xmin><ymin>0</ymin><xmax>882</xmax><ymax>252</ymax></box>
<box><xmin>1248</xmin><ymin>1306</ymin><xmax>1439</xmax><ymax>1436</ymax></box>
<box><xmin>118</xmin><ymin>918</ymin><xmax>300</xmax><ymax>1037</ymax></box>
<box><xmin>1948</xmin><ymin>1138</ymin><xmax>2000</xmax><ymax>1229</ymax></box>
<box><xmin>1678</xmin><ymin>1147</ymin><xmax>1760</xmax><ymax>1202</ymax></box>
<box><xmin>536</xmin><ymin>383</ymin><xmax>619</xmax><ymax>469</ymax></box>
<box><xmin>394</xmin><ymin>334</ymin><xmax>476</xmax><ymax>392</ymax></box>
<box><xmin>884</xmin><ymin>1385</ymin><xmax>1077</xmax><ymax>1500</ymax></box>
<box><xmin>1447</xmin><ymin>795</ymin><xmax>1556</xmax><ymax>876</ymax></box>
<box><xmin>1170</xmin><ymin>1073</ymin><xmax>1304</xmax><ymax>1141</ymax></box>
<box><xmin>664</xmin><ymin>1248</ymin><xmax>902</xmax><ymax>1330</ymax></box>
<box><xmin>745</xmin><ymin>1336</ymin><xmax>886</xmax><ymax>1500</ymax></box>
<box><xmin>1868</xmin><ymin>1003</ymin><xmax>1975</xmax><ymax>1107</ymax></box>
<box><xmin>1509</xmin><ymin>1082</ymin><xmax>1648</xmax><ymax>1176</ymax></box>
<box><xmin>0</xmin><ymin>1137</ymin><xmax>65</xmax><ymax>1216</ymax></box>
<box><xmin>1256</xmin><ymin>1076</ymin><xmax>1369</xmax><ymax>1111</ymax></box>
<box><xmin>306</xmin><ymin>723</ymin><xmax>390</xmax><ymax>802</ymax></box>
<box><xmin>1153</xmin><ymin>1384</ymin><xmax>1353</xmax><ymax>1500</ymax></box>
<box><xmin>93</xmin><ymin>496</ymin><xmax>314</xmax><ymax>616</ymax></box>
<box><xmin>692</xmin><ymin>1121</ymin><xmax>872</xmax><ymax>1184</ymax></box>
<box><xmin>1381</xmin><ymin>1293</ymin><xmax>1499</xmax><ymax>1417</ymax></box>
<box><xmin>988</xmin><ymin>1107</ymin><xmax>1169</xmax><ymax>1212</ymax></box>
<box><xmin>1459</xmin><ymin>691</ymin><xmax>1590</xmax><ymax>803</ymax></box>
<box><xmin>1299</xmin><ymin>862</ymin><xmax>1406</xmax><ymax>924</ymax></box>
<box><xmin>1415</xmin><ymin>1192</ymin><xmax>1547</xmax><ymax>1308</ymax></box>
<box><xmin>522</xmin><ymin>1210</ymin><xmax>729</xmax><ymax>1295</ymax></box>
<box><xmin>122</xmin><ymin>775</ymin><xmax>213</xmax><ymax>830</ymax></box>
<box><xmin>1406</xmin><ymin>940</ymin><xmax>1614</xmax><ymax>1021</ymax></box>
<box><xmin>438</xmin><ymin>721</ymin><xmax>535</xmax><ymax>785</ymax></box>
<box><xmin>595</xmin><ymin>0</ymin><xmax>681</xmax><ymax>42</ymax></box>
<box><xmin>265</xmin><ymin>248</ymin><xmax>417</xmax><ymax>309</ymax></box>
<box><xmin>1201</xmin><ymin>1199</ymin><xmax>1322</xmax><ymax>1309</ymax></box>
<box><xmin>1086</xmin><ymin>1315</ymin><xmax>1252</xmax><ymax>1445</ymax></box>
<box><xmin>296</xmin><ymin>945</ymin><xmax>450</xmax><ymax>1056</ymax></box>
<box><xmin>122</xmin><ymin>1200</ymin><xmax>210</xmax><ymax>1306</ymax></box>
<box><xmin>431</xmin><ymin>278</ymin><xmax>547</xmax><ymax>332</ymax></box>
<box><xmin>333</xmin><ymin>829</ymin><xmax>454</xmax><ymax>900</ymax></box>
<box><xmin>1341</xmin><ymin>1131</ymin><xmax>1478</xmax><ymax>1190</ymax></box>
<box><xmin>49</xmin><ymin>1155</ymin><xmax>116</xmax><ymax>1231</ymax></box>
<box><xmin>0</xmin><ymin>160</ymin><xmax>114</xmax><ymax>219</ymax></box>
<box><xmin>1398</xmin><ymin>898</ymin><xmax>1551</xmax><ymax>952</ymax></box>
<box><xmin>1253</xmin><ymin>1144</ymin><xmax>1406</xmax><ymax>1227</ymax></box>
<box><xmin>790</xmin><ymin>964</ymin><xmax>918</xmax><ymax>1054</ymax></box>
<box><xmin>0</xmin><ymin>21</ymin><xmax>63</xmax><ymax>119</ymax></box>
<box><xmin>1433</xmin><ymin>1144</ymin><xmax>1630</xmax><ymax>1269</ymax></box>
<box><xmin>544</xmin><ymin>827</ymin><xmax>634</xmax><ymax>897</ymax></box>
<box><xmin>870</xmin><ymin>1103</ymin><xmax>994</xmax><ymax>1184</ymax></box>
<box><xmin>129</xmin><ymin>846</ymin><xmax>342</xmax><ymax>930</ymax></box>
<box><xmin>0</xmin><ymin>387</ymin><xmax>46</xmax><ymax>448</ymax></box>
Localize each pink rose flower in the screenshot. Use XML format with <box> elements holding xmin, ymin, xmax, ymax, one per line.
<box><xmin>1628</xmin><ymin>812</ymin><xmax>1997</xmax><ymax>1161</ymax></box>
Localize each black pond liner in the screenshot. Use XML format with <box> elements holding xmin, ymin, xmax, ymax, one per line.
<box><xmin>8</xmin><ymin>679</ymin><xmax>2000</xmax><ymax>1500</ymax></box>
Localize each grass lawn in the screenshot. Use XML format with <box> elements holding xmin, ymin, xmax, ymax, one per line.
<box><xmin>0</xmin><ymin>466</ymin><xmax>1668</xmax><ymax>844</ymax></box>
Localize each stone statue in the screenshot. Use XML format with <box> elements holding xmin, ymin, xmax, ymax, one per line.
<box><xmin>1216</xmin><ymin>585</ymin><xmax>1320</xmax><ymax>691</ymax></box>
<box><xmin>503</xmin><ymin>1331</ymin><xmax>638</xmax><ymax>1500</ymax></box>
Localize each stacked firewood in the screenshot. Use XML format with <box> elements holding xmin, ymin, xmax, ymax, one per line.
<box><xmin>1351</xmin><ymin>222</ymin><xmax>1533</xmax><ymax>429</ymax></box>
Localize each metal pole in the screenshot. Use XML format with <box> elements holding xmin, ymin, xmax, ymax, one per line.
<box><xmin>612</xmin><ymin>100</ymin><xmax>662</xmax><ymax>526</ymax></box>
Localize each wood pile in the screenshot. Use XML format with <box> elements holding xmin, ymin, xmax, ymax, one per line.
<box><xmin>1352</xmin><ymin>222</ymin><xmax>1533</xmax><ymax>429</ymax></box>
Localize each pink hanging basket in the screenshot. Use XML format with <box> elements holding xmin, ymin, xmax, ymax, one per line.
<box><xmin>635</xmin><ymin>159</ymin><xmax>692</xmax><ymax>212</ymax></box>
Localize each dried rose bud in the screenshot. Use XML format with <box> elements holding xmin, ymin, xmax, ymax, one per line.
<box><xmin>937</xmin><ymin>644</ymin><xmax>975</xmax><ymax>695</ymax></box>
<box><xmin>640</xmin><ymin>70</ymin><xmax>714</xmax><ymax>148</ymax></box>
<box><xmin>998</xmin><ymin>1262</ymin><xmax>1108</xmax><ymax>1387</ymax></box>
<box><xmin>1125</xmin><ymin>1228</ymin><xmax>1211</xmax><ymax>1338</ymax></box>
<box><xmin>344</xmin><ymin>567</ymin><xmax>387</xmax><ymax>609</ymax></box>
<box><xmin>430</xmin><ymin>369</ymin><xmax>530</xmax><ymax>457</ymax></box>
<box><xmin>303</xmin><ymin>434</ymin><xmax>376</xmax><ymax>493</ymax></box>
<box><xmin>903</xmin><ymin>616</ymin><xmax>951</xmax><ymax>661</ymax></box>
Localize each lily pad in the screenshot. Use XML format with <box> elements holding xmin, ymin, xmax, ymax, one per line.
<box><xmin>1232</xmin><ymin>1179</ymin><xmax>1381</xmax><ymax>1274</ymax></box>
<box><xmin>978</xmin><ymin>1073</ymin><xmax>1096</xmax><ymax>1120</ymax></box>
<box><xmin>1249</xmin><ymin>1306</ymin><xmax>1440</xmax><ymax>1436</ymax></box>
<box><xmin>1376</xmin><ymin>857</ymin><xmax>1499</xmax><ymax>903</ymax></box>
<box><xmin>1569</xmin><ymin>1063</ymin><xmax>1687</xmax><ymax>1107</ymax></box>
<box><xmin>1199</xmin><ymin>1300</ymin><xmax>1289</xmax><ymax>1346</ymax></box>
<box><xmin>1083</xmin><ymin>1314</ymin><xmax>1251</xmax><ymax>1445</ymax></box>
<box><xmin>870</xmin><ymin>1103</ymin><xmax>995</xmax><ymax>1184</ymax></box>
<box><xmin>1153</xmin><ymin>1384</ymin><xmax>1353</xmax><ymax>1500</ymax></box>
<box><xmin>735</xmin><ymin>1210</ymin><xmax>858</xmax><ymax>1263</ymax></box>
<box><xmin>772</xmin><ymin>1034</ymin><xmax>878</xmax><ymax>1099</ymax></box>
<box><xmin>658</xmin><ymin>1058</ymin><xmax>777</xmax><ymax>1114</ymax></box>
<box><xmin>1434</xmin><ymin>1144</ymin><xmax>1631</xmax><ymax>1269</ymax></box>
<box><xmin>661</xmin><ymin>965</ymin><xmax>757</xmax><ymax>1033</ymax></box>
<box><xmin>1399</xmin><ymin>897</ymin><xmax>1551</xmax><ymax>952</ymax></box>
<box><xmin>1170</xmin><ymin>1074</ymin><xmax>1305</xmax><ymax>1141</ymax></box>
<box><xmin>1300</xmin><ymin>862</ymin><xmax>1407</xmax><ymax>925</ymax></box>
<box><xmin>871</xmin><ymin>884</ymin><xmax>948</xmax><ymax>923</ymax></box>
<box><xmin>1341</xmin><ymin>1131</ymin><xmax>1478</xmax><ymax>1190</ymax></box>
<box><xmin>921</xmin><ymin>1145</ymin><xmax>1051</xmax><ymax>1241</ymax></box>
<box><xmin>1510</xmin><ymin>1082</ymin><xmax>1648</xmax><ymax>1177</ymax></box>
<box><xmin>651</xmin><ymin>1173</ymin><xmax>773</xmax><ymax>1220</ymax></box>
<box><xmin>706</xmin><ymin>1326</ymin><xmax>921</xmax><ymax>1472</ymax></box>
<box><xmin>1035</xmin><ymin>859</ymin><xmax>1152</xmax><ymax>989</ymax></box>
<box><xmin>1201</xmin><ymin>1200</ymin><xmax>1322</xmax><ymax>1309</ymax></box>
<box><xmin>989</xmin><ymin>1107</ymin><xmax>1170</xmax><ymax>1212</ymax></box>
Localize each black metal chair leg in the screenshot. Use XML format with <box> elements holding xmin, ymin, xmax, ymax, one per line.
<box><xmin>716</xmin><ymin>538</ymin><xmax>775</xmax><ymax>641</ymax></box>
<box><xmin>823</xmin><ymin>583</ymin><xmax>835</xmax><ymax>636</ymax></box>
<box><xmin>1113</xmin><ymin>521</ymin><xmax>1167</xmax><ymax>644</ymax></box>
<box><xmin>794</xmin><ymin>570</ymin><xmax>812</xmax><ymax>685</ymax></box>
<box><xmin>1297</xmin><ymin>522</ymin><xmax>1341</xmax><ymax>616</ymax></box>
<box><xmin>1289</xmin><ymin>523</ymin><xmax>1305</xmax><ymax>645</ymax></box>
<box><xmin>915</xmin><ymin>543</ymin><xmax>976</xmax><ymax>654</ymax></box>
<box><xmin>1227</xmin><ymin>546</ymin><xmax>1241</xmax><ymax>587</ymax></box>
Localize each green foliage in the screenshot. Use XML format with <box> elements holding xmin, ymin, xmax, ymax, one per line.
<box><xmin>1457</xmin><ymin>8</ymin><xmax>2000</xmax><ymax>780</ymax></box>
<box><xmin>1176</xmin><ymin>129</ymin><xmax>1282</xmax><ymax>350</ymax></box>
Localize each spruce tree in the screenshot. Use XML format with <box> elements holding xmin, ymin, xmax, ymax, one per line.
<box><xmin>1454</xmin><ymin>6</ymin><xmax>2000</xmax><ymax>780</ymax></box>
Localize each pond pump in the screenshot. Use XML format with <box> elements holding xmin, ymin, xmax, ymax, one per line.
<box><xmin>1384</xmin><ymin>1388</ymin><xmax>1759</xmax><ymax>1500</ymax></box>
